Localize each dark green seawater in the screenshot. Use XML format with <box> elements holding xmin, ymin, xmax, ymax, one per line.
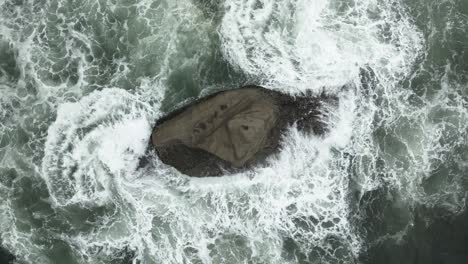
<box><xmin>0</xmin><ymin>0</ymin><xmax>467</xmax><ymax>263</ymax></box>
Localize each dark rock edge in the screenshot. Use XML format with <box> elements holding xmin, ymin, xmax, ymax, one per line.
<box><xmin>141</xmin><ymin>85</ymin><xmax>337</xmax><ymax>176</ymax></box>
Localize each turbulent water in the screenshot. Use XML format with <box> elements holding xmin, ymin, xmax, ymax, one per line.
<box><xmin>1</xmin><ymin>0</ymin><xmax>467</xmax><ymax>263</ymax></box>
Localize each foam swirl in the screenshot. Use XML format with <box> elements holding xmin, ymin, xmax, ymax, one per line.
<box><xmin>41</xmin><ymin>88</ymin><xmax>152</xmax><ymax>207</ymax></box>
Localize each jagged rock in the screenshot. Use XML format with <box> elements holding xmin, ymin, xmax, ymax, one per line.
<box><xmin>149</xmin><ymin>85</ymin><xmax>336</xmax><ymax>176</ymax></box>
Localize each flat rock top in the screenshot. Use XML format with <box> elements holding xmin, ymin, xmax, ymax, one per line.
<box><xmin>152</xmin><ymin>88</ymin><xmax>278</xmax><ymax>167</ymax></box>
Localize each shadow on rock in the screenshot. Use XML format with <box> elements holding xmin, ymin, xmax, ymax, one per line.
<box><xmin>144</xmin><ymin>85</ymin><xmax>337</xmax><ymax>176</ymax></box>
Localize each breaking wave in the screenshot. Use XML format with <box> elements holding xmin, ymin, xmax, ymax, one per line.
<box><xmin>1</xmin><ymin>0</ymin><xmax>467</xmax><ymax>263</ymax></box>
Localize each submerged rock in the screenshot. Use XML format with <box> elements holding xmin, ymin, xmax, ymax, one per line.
<box><xmin>149</xmin><ymin>85</ymin><xmax>336</xmax><ymax>176</ymax></box>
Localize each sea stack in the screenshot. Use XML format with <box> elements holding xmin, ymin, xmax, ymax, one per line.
<box><xmin>150</xmin><ymin>85</ymin><xmax>336</xmax><ymax>176</ymax></box>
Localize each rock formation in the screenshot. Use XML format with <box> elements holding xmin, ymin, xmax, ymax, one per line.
<box><xmin>147</xmin><ymin>85</ymin><xmax>336</xmax><ymax>176</ymax></box>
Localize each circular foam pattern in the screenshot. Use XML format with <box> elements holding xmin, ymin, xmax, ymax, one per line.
<box><xmin>220</xmin><ymin>0</ymin><xmax>422</xmax><ymax>92</ymax></box>
<box><xmin>41</xmin><ymin>88</ymin><xmax>152</xmax><ymax>207</ymax></box>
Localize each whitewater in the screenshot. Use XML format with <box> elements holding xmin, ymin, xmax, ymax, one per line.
<box><xmin>1</xmin><ymin>0</ymin><xmax>467</xmax><ymax>263</ymax></box>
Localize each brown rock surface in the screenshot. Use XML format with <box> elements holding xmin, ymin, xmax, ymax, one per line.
<box><xmin>147</xmin><ymin>85</ymin><xmax>336</xmax><ymax>176</ymax></box>
<box><xmin>152</xmin><ymin>88</ymin><xmax>278</xmax><ymax>167</ymax></box>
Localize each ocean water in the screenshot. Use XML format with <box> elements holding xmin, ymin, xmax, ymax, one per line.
<box><xmin>0</xmin><ymin>0</ymin><xmax>467</xmax><ymax>263</ymax></box>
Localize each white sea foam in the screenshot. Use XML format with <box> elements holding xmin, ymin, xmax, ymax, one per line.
<box><xmin>14</xmin><ymin>0</ymin><xmax>468</xmax><ymax>263</ymax></box>
<box><xmin>220</xmin><ymin>0</ymin><xmax>421</xmax><ymax>94</ymax></box>
<box><xmin>39</xmin><ymin>82</ymin><xmax>361</xmax><ymax>263</ymax></box>
<box><xmin>41</xmin><ymin>88</ymin><xmax>153</xmax><ymax>207</ymax></box>
<box><xmin>38</xmin><ymin>0</ymin><xmax>427</xmax><ymax>262</ymax></box>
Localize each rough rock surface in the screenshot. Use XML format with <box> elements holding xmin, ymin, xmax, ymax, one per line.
<box><xmin>153</xmin><ymin>88</ymin><xmax>278</xmax><ymax>167</ymax></box>
<box><xmin>149</xmin><ymin>85</ymin><xmax>336</xmax><ymax>176</ymax></box>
